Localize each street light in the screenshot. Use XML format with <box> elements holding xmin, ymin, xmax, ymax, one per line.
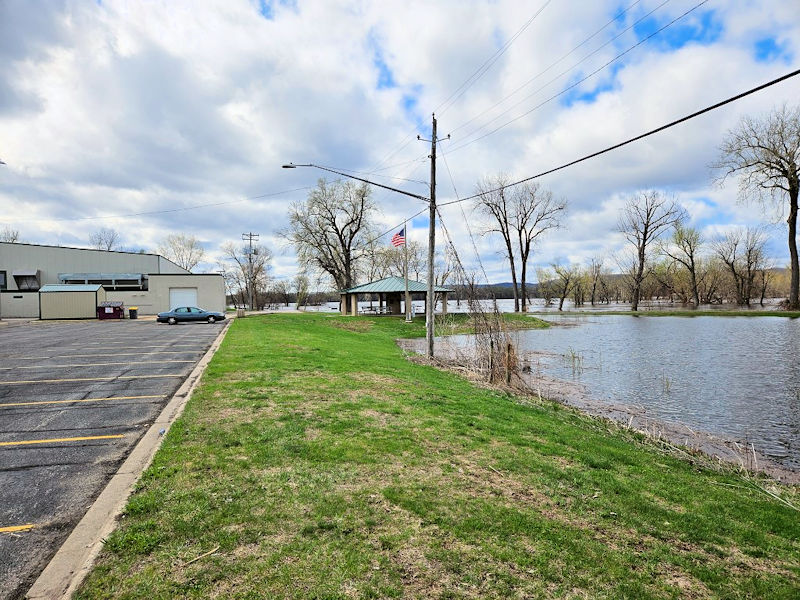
<box><xmin>282</xmin><ymin>162</ymin><xmax>429</xmax><ymax>201</ymax></box>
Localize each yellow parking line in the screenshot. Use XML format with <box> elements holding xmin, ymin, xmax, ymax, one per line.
<box><xmin>0</xmin><ymin>360</ymin><xmax>195</xmax><ymax>370</ymax></box>
<box><xmin>67</xmin><ymin>351</ymin><xmax>199</xmax><ymax>357</ymax></box>
<box><xmin>15</xmin><ymin>351</ymin><xmax>200</xmax><ymax>360</ymax></box>
<box><xmin>0</xmin><ymin>394</ymin><xmax>165</xmax><ymax>408</ymax></box>
<box><xmin>0</xmin><ymin>524</ymin><xmax>35</xmax><ymax>533</ymax></box>
<box><xmin>70</xmin><ymin>343</ymin><xmax>200</xmax><ymax>348</ymax></box>
<box><xmin>0</xmin><ymin>434</ymin><xmax>124</xmax><ymax>447</ymax></box>
<box><xmin>0</xmin><ymin>374</ymin><xmax>183</xmax><ymax>385</ymax></box>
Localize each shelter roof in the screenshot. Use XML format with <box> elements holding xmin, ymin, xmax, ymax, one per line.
<box><xmin>341</xmin><ymin>276</ymin><xmax>453</xmax><ymax>294</ymax></box>
<box><xmin>39</xmin><ymin>284</ymin><xmax>103</xmax><ymax>292</ymax></box>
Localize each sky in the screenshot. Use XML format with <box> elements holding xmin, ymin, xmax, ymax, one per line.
<box><xmin>0</xmin><ymin>0</ymin><xmax>798</xmax><ymax>285</ymax></box>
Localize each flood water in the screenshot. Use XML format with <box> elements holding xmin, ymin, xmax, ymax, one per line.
<box><xmin>507</xmin><ymin>315</ymin><xmax>800</xmax><ymax>470</ymax></box>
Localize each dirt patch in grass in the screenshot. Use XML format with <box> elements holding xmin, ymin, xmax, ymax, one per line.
<box><xmin>360</xmin><ymin>409</ymin><xmax>393</xmax><ymax>427</ymax></box>
<box><xmin>660</xmin><ymin>567</ymin><xmax>713</xmax><ymax>599</ymax></box>
<box><xmin>330</xmin><ymin>320</ymin><xmax>374</xmax><ymax>333</ymax></box>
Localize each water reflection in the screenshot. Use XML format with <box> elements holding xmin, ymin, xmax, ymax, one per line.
<box><xmin>510</xmin><ymin>315</ymin><xmax>800</xmax><ymax>469</ymax></box>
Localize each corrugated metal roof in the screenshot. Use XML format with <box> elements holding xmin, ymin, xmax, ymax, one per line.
<box><xmin>59</xmin><ymin>273</ymin><xmax>144</xmax><ymax>281</ymax></box>
<box><xmin>342</xmin><ymin>276</ymin><xmax>453</xmax><ymax>294</ymax></box>
<box><xmin>39</xmin><ymin>284</ymin><xmax>103</xmax><ymax>292</ymax></box>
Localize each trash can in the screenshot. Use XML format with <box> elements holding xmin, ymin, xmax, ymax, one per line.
<box><xmin>97</xmin><ymin>301</ymin><xmax>124</xmax><ymax>320</ymax></box>
<box><xmin>129</xmin><ymin>306</ymin><xmax>138</xmax><ymax>319</ymax></box>
<box><xmin>236</xmin><ymin>308</ymin><xmax>246</xmax><ymax>318</ymax></box>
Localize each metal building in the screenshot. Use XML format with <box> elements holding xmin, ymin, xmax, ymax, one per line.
<box><xmin>0</xmin><ymin>242</ymin><xmax>225</xmax><ymax>319</ymax></box>
<box><xmin>39</xmin><ymin>284</ymin><xmax>107</xmax><ymax>320</ymax></box>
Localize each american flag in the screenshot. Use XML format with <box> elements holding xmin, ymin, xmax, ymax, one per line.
<box><xmin>391</xmin><ymin>227</ymin><xmax>406</xmax><ymax>247</ymax></box>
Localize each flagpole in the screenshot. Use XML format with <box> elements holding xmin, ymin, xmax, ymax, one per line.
<box><xmin>404</xmin><ymin>222</ymin><xmax>411</xmax><ymax>321</ymax></box>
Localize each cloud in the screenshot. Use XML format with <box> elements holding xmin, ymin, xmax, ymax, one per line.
<box><xmin>0</xmin><ymin>0</ymin><xmax>798</xmax><ymax>284</ymax></box>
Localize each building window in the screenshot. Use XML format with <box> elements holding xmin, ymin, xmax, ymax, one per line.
<box><xmin>0</xmin><ymin>271</ymin><xmax>6</xmax><ymax>290</ymax></box>
<box><xmin>14</xmin><ymin>275</ymin><xmax>40</xmax><ymax>291</ymax></box>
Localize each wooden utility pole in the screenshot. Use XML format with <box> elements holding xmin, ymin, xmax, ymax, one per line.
<box><xmin>242</xmin><ymin>232</ymin><xmax>259</xmax><ymax>311</ymax></box>
<box><xmin>426</xmin><ymin>114</ymin><xmax>437</xmax><ymax>358</ymax></box>
<box><xmin>404</xmin><ymin>221</ymin><xmax>411</xmax><ymax>322</ymax></box>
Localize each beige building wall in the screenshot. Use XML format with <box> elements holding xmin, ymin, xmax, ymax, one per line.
<box><xmin>0</xmin><ymin>292</ymin><xmax>39</xmax><ymax>318</ymax></box>
<box><xmin>107</xmin><ymin>274</ymin><xmax>225</xmax><ymax>315</ymax></box>
<box><xmin>0</xmin><ymin>242</ymin><xmax>188</xmax><ymax>292</ymax></box>
<box><xmin>105</xmin><ymin>290</ymin><xmax>156</xmax><ymax>315</ymax></box>
<box><xmin>40</xmin><ymin>288</ymin><xmax>106</xmax><ymax>320</ymax></box>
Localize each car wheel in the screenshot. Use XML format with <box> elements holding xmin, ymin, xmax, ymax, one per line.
<box><xmin>207</xmin><ymin>316</ymin><xmax>216</xmax><ymax>324</ymax></box>
<box><xmin>168</xmin><ymin>317</ymin><xmax>177</xmax><ymax>325</ymax></box>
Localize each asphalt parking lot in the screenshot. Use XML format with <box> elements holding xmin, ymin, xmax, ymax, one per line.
<box><xmin>0</xmin><ymin>318</ymin><xmax>226</xmax><ymax>600</ymax></box>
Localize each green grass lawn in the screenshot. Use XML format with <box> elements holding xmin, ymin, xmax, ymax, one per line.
<box><xmin>76</xmin><ymin>313</ymin><xmax>799</xmax><ymax>599</ymax></box>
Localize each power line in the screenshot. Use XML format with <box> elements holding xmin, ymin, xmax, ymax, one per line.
<box><xmin>448</xmin><ymin>0</ymin><xmax>706</xmax><ymax>154</ymax></box>
<box><xmin>358</xmin><ymin>67</ymin><xmax>800</xmax><ymax>249</ymax></box>
<box><xmin>0</xmin><ymin>186</ymin><xmax>313</xmax><ymax>225</ymax></box>
<box><xmin>367</xmin><ymin>1</ymin><xmax>551</xmax><ymax>180</ymax></box>
<box><xmin>435</xmin><ymin>0</ymin><xmax>553</xmax><ymax>116</ymax></box>
<box><xmin>439</xmin><ymin>146</ymin><xmax>492</xmax><ymax>287</ymax></box>
<box><xmin>440</xmin><ymin>67</ymin><xmax>800</xmax><ymax>207</ymax></box>
<box><xmin>317</xmin><ymin>164</ymin><xmax>428</xmax><ymax>186</ymax></box>
<box><xmin>447</xmin><ymin>0</ymin><xmax>649</xmax><ymax>136</ymax></box>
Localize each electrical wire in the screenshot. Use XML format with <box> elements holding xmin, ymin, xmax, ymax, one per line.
<box><xmin>439</xmin><ymin>146</ymin><xmax>493</xmax><ymax>286</ymax></box>
<box><xmin>317</xmin><ymin>164</ymin><xmax>428</xmax><ymax>186</ymax></box>
<box><xmin>367</xmin><ymin>0</ymin><xmax>551</xmax><ymax>178</ymax></box>
<box><xmin>360</xmin><ymin>66</ymin><xmax>800</xmax><ymax>248</ymax></box>
<box><xmin>440</xmin><ymin>67</ymin><xmax>800</xmax><ymax>207</ymax></box>
<box><xmin>448</xmin><ymin>0</ymin><xmax>706</xmax><ymax>154</ymax></box>
<box><xmin>0</xmin><ymin>186</ymin><xmax>314</xmax><ymax>224</ymax></box>
<box><xmin>435</xmin><ymin>0</ymin><xmax>553</xmax><ymax>117</ymax></box>
<box><xmin>447</xmin><ymin>0</ymin><xmax>648</xmax><ymax>136</ymax></box>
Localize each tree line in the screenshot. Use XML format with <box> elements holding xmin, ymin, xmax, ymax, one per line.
<box><xmin>4</xmin><ymin>105</ymin><xmax>796</xmax><ymax>312</ymax></box>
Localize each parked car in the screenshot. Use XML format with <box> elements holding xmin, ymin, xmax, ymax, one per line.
<box><xmin>157</xmin><ymin>306</ymin><xmax>226</xmax><ymax>324</ymax></box>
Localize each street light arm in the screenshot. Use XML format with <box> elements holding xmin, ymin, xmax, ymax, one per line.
<box><xmin>282</xmin><ymin>162</ymin><xmax>429</xmax><ymax>202</ymax></box>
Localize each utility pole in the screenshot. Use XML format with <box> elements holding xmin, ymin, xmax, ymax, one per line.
<box><xmin>425</xmin><ymin>114</ymin><xmax>437</xmax><ymax>358</ymax></box>
<box><xmin>417</xmin><ymin>114</ymin><xmax>449</xmax><ymax>358</ymax></box>
<box><xmin>404</xmin><ymin>220</ymin><xmax>411</xmax><ymax>322</ymax></box>
<box><xmin>242</xmin><ymin>232</ymin><xmax>259</xmax><ymax>311</ymax></box>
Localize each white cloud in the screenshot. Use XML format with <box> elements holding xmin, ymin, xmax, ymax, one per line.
<box><xmin>0</xmin><ymin>0</ymin><xmax>798</xmax><ymax>283</ymax></box>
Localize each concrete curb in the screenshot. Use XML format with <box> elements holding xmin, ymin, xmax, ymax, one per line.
<box><xmin>26</xmin><ymin>319</ymin><xmax>233</xmax><ymax>599</ymax></box>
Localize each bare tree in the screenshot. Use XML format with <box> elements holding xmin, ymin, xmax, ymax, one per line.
<box><xmin>0</xmin><ymin>226</ymin><xmax>21</xmax><ymax>243</ymax></box>
<box><xmin>475</xmin><ymin>175</ymin><xmax>566</xmax><ymax>312</ymax></box>
<box><xmin>89</xmin><ymin>227</ymin><xmax>120</xmax><ymax>251</ymax></box>
<box><xmin>513</xmin><ymin>183</ymin><xmax>567</xmax><ymax>312</ymax></box>
<box><xmin>713</xmin><ymin>227</ymin><xmax>768</xmax><ymax>306</ymax></box>
<box><xmin>221</xmin><ymin>242</ymin><xmax>272</xmax><ymax>309</ymax></box>
<box><xmin>714</xmin><ymin>104</ymin><xmax>800</xmax><ymax>308</ymax></box>
<box><xmin>659</xmin><ymin>222</ymin><xmax>704</xmax><ymax>306</ymax></box>
<box><xmin>271</xmin><ymin>279</ymin><xmax>292</xmax><ymax>306</ymax></box>
<box><xmin>371</xmin><ymin>241</ymin><xmax>426</xmax><ymax>280</ymax></box>
<box><xmin>618</xmin><ymin>191</ymin><xmax>686</xmax><ymax>311</ymax></box>
<box><xmin>535</xmin><ymin>267</ymin><xmax>555</xmax><ymax>306</ymax></box>
<box><xmin>551</xmin><ymin>263</ymin><xmax>578</xmax><ymax>311</ymax></box>
<box><xmin>157</xmin><ymin>233</ymin><xmax>206</xmax><ymax>271</ymax></box>
<box><xmin>293</xmin><ymin>274</ymin><xmax>309</xmax><ymax>310</ymax></box>
<box><xmin>283</xmin><ymin>179</ymin><xmax>376</xmax><ymax>290</ymax></box>
<box><xmin>587</xmin><ymin>257</ymin><xmax>604</xmax><ymax>306</ymax></box>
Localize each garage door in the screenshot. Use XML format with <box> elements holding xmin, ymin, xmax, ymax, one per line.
<box><xmin>169</xmin><ymin>287</ymin><xmax>198</xmax><ymax>309</ymax></box>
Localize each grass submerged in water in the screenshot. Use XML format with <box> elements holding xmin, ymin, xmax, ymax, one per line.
<box><xmin>76</xmin><ymin>313</ymin><xmax>799</xmax><ymax>599</ymax></box>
